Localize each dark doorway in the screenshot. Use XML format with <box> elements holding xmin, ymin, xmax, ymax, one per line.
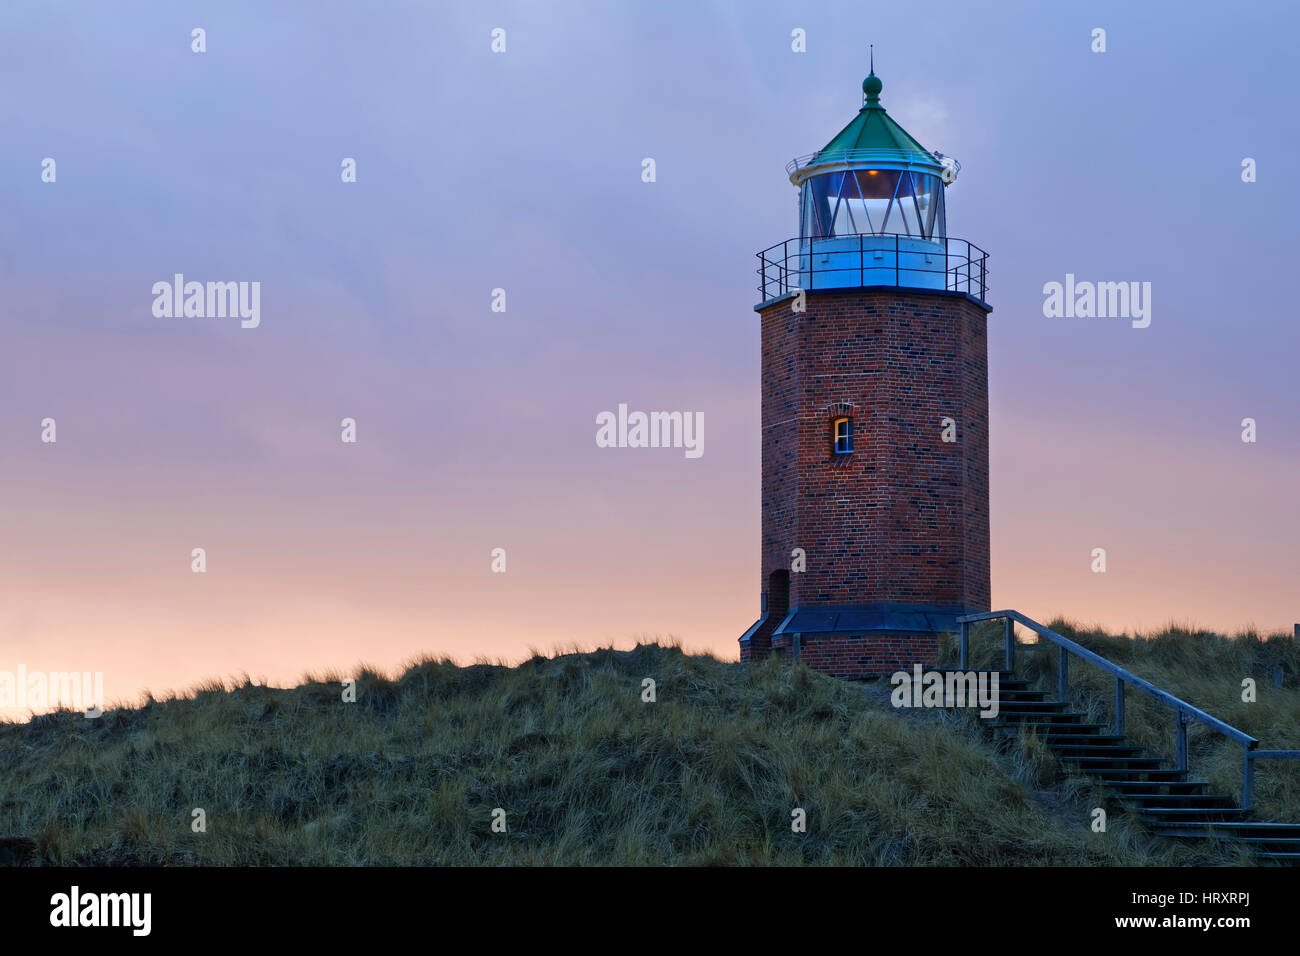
<box><xmin>767</xmin><ymin>569</ymin><xmax>790</xmax><ymax>621</ymax></box>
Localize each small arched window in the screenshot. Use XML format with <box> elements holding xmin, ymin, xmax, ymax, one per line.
<box><xmin>832</xmin><ymin>416</ymin><xmax>854</xmax><ymax>454</ymax></box>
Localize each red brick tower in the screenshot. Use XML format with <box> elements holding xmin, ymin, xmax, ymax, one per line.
<box><xmin>739</xmin><ymin>67</ymin><xmax>991</xmax><ymax>678</ymax></box>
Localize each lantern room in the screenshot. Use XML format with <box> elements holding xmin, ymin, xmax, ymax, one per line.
<box><xmin>758</xmin><ymin>67</ymin><xmax>985</xmax><ymax>301</ymax></box>
<box><xmin>795</xmin><ymin>69</ymin><xmax>949</xmax><ymax>243</ymax></box>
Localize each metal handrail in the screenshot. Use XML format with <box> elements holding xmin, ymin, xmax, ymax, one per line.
<box><xmin>957</xmin><ymin>609</ymin><xmax>1300</xmax><ymax>812</ymax></box>
<box><xmin>756</xmin><ymin>233</ymin><xmax>989</xmax><ymax>305</ymax></box>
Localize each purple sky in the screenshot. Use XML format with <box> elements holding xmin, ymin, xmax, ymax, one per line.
<box><xmin>2</xmin><ymin>0</ymin><xmax>1297</xmax><ymax>715</ymax></box>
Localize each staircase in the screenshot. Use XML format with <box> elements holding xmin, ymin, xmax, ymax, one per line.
<box><xmin>941</xmin><ymin>668</ymin><xmax>1300</xmax><ymax>863</ymax></box>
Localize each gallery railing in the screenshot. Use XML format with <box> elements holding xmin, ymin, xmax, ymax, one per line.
<box><xmin>756</xmin><ymin>234</ymin><xmax>989</xmax><ymax>304</ymax></box>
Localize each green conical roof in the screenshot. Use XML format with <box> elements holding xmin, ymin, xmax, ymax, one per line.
<box><xmin>809</xmin><ymin>71</ymin><xmax>939</xmax><ymax>169</ymax></box>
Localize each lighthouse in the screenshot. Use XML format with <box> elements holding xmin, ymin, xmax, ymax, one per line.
<box><xmin>739</xmin><ymin>65</ymin><xmax>992</xmax><ymax>679</ymax></box>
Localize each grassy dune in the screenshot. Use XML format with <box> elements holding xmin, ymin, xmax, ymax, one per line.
<box><xmin>1</xmin><ymin>628</ymin><xmax>1294</xmax><ymax>866</ymax></box>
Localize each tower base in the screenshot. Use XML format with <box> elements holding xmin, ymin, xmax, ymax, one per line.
<box><xmin>740</xmin><ymin>602</ymin><xmax>967</xmax><ymax>679</ymax></box>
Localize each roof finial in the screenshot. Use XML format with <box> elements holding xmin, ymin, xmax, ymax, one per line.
<box><xmin>862</xmin><ymin>47</ymin><xmax>883</xmax><ymax>106</ymax></box>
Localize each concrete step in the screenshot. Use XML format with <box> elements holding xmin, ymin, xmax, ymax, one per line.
<box><xmin>1049</xmin><ymin>743</ymin><xmax>1146</xmax><ymax>757</ymax></box>
<box><xmin>1061</xmin><ymin>755</ymin><xmax>1166</xmax><ymax>770</ymax></box>
<box><xmin>994</xmin><ymin>722</ymin><xmax>1106</xmax><ymax>737</ymax></box>
<box><xmin>1090</xmin><ymin>768</ymin><xmax>1189</xmax><ymax>781</ymax></box>
<box><xmin>995</xmin><ymin>711</ymin><xmax>1089</xmax><ymax>725</ymax></box>
<box><xmin>1102</xmin><ymin>779</ymin><xmax>1210</xmax><ymax>795</ymax></box>
<box><xmin>1118</xmin><ymin>793</ymin><xmax>1236</xmax><ymax>809</ymax></box>
<box><xmin>932</xmin><ymin>669</ymin><xmax>1019</xmax><ymax>683</ymax></box>
<box><xmin>1150</xmin><ymin>820</ymin><xmax>1300</xmax><ymax>836</ymax></box>
<box><xmin>987</xmin><ymin>697</ymin><xmax>1060</xmax><ymax>707</ymax></box>
<box><xmin>1139</xmin><ymin>807</ymin><xmax>1254</xmax><ymax>822</ymax></box>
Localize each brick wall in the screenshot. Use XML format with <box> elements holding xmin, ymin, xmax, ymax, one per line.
<box><xmin>744</xmin><ymin>287</ymin><xmax>991</xmax><ymax>674</ymax></box>
<box><xmin>771</xmin><ymin>632</ymin><xmax>938</xmax><ymax>679</ymax></box>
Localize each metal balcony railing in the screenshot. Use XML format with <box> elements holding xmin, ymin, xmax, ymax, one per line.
<box><xmin>756</xmin><ymin>234</ymin><xmax>989</xmax><ymax>305</ymax></box>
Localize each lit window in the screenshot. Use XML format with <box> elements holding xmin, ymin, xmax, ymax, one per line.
<box><xmin>833</xmin><ymin>417</ymin><xmax>854</xmax><ymax>454</ymax></box>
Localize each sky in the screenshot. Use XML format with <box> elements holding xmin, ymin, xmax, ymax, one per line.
<box><xmin>2</xmin><ymin>0</ymin><xmax>1297</xmax><ymax>717</ymax></box>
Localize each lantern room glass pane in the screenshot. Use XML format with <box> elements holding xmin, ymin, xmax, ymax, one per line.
<box><xmin>891</xmin><ymin>172</ymin><xmax>921</xmax><ymax>237</ymax></box>
<box><xmin>912</xmin><ymin>172</ymin><xmax>945</xmax><ymax>239</ymax></box>
<box><xmin>800</xmin><ymin>169</ymin><xmax>947</xmax><ymax>240</ymax></box>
